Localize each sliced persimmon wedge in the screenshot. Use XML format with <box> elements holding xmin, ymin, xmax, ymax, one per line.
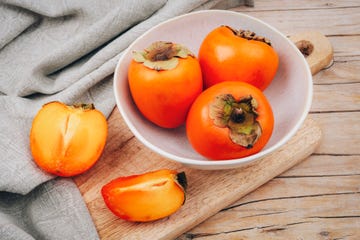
<box><xmin>30</xmin><ymin>101</ymin><xmax>107</xmax><ymax>177</ymax></box>
<box><xmin>101</xmin><ymin>169</ymin><xmax>187</xmax><ymax>222</ymax></box>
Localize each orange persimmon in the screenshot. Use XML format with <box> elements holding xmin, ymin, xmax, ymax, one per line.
<box><xmin>30</xmin><ymin>101</ymin><xmax>107</xmax><ymax>177</ymax></box>
<box><xmin>186</xmin><ymin>81</ymin><xmax>274</xmax><ymax>160</ymax></box>
<box><xmin>198</xmin><ymin>26</ymin><xmax>279</xmax><ymax>90</ymax></box>
<box><xmin>128</xmin><ymin>41</ymin><xmax>203</xmax><ymax>128</ymax></box>
<box><xmin>101</xmin><ymin>169</ymin><xmax>187</xmax><ymax>222</ymax></box>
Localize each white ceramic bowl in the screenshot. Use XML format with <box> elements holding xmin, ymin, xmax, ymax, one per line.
<box><xmin>114</xmin><ymin>10</ymin><xmax>312</xmax><ymax>170</ymax></box>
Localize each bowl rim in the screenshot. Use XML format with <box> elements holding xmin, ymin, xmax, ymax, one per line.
<box><xmin>113</xmin><ymin>9</ymin><xmax>313</xmax><ymax>169</ymax></box>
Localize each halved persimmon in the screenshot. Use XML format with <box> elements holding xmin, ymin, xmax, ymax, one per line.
<box><xmin>30</xmin><ymin>101</ymin><xmax>107</xmax><ymax>177</ymax></box>
<box><xmin>101</xmin><ymin>169</ymin><xmax>187</xmax><ymax>222</ymax></box>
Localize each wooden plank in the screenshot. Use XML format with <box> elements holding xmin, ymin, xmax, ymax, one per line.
<box><xmin>310</xmin><ymin>112</ymin><xmax>360</xmax><ymax>155</ymax></box>
<box><xmin>281</xmin><ymin>154</ymin><xmax>360</xmax><ymax>177</ymax></box>
<box><xmin>180</xmin><ymin>220</ymin><xmax>360</xmax><ymax>240</ymax></box>
<box><xmin>180</xmin><ymin>177</ymin><xmax>360</xmax><ymax>239</ymax></box>
<box><xmin>330</xmin><ymin>35</ymin><xmax>360</xmax><ymax>59</ymax></box>
<box><xmin>313</xmin><ymin>61</ymin><xmax>360</xmax><ymax>84</ymax></box>
<box><xmin>74</xmin><ymin>113</ymin><xmax>321</xmax><ymax>239</ymax></box>
<box><xmin>230</xmin><ymin>8</ymin><xmax>360</xmax><ymax>36</ymax></box>
<box><xmin>242</xmin><ymin>175</ymin><xmax>360</xmax><ymax>200</ymax></box>
<box><xmin>232</xmin><ymin>0</ymin><xmax>360</xmax><ymax>11</ymax></box>
<box><xmin>311</xmin><ymin>83</ymin><xmax>360</xmax><ymax>112</ymax></box>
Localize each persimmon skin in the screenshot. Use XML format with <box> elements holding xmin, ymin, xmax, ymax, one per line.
<box><xmin>30</xmin><ymin>101</ymin><xmax>107</xmax><ymax>177</ymax></box>
<box><xmin>199</xmin><ymin>26</ymin><xmax>279</xmax><ymax>90</ymax></box>
<box><xmin>101</xmin><ymin>169</ymin><xmax>187</xmax><ymax>222</ymax></box>
<box><xmin>186</xmin><ymin>81</ymin><xmax>274</xmax><ymax>160</ymax></box>
<box><xmin>128</xmin><ymin>56</ymin><xmax>203</xmax><ymax>128</ymax></box>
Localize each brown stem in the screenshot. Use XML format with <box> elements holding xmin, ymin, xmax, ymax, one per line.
<box><xmin>225</xmin><ymin>26</ymin><xmax>272</xmax><ymax>46</ymax></box>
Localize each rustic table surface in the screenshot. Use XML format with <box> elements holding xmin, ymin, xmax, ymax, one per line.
<box><xmin>75</xmin><ymin>1</ymin><xmax>360</xmax><ymax>239</ymax></box>
<box><xmin>179</xmin><ymin>1</ymin><xmax>360</xmax><ymax>239</ymax></box>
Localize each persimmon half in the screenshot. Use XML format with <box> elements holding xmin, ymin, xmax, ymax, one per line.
<box><xmin>186</xmin><ymin>81</ymin><xmax>274</xmax><ymax>160</ymax></box>
<box><xmin>128</xmin><ymin>41</ymin><xmax>203</xmax><ymax>128</ymax></box>
<box><xmin>30</xmin><ymin>101</ymin><xmax>107</xmax><ymax>177</ymax></box>
<box><xmin>198</xmin><ymin>26</ymin><xmax>279</xmax><ymax>90</ymax></box>
<box><xmin>101</xmin><ymin>169</ymin><xmax>187</xmax><ymax>222</ymax></box>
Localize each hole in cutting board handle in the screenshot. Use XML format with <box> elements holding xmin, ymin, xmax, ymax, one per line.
<box><xmin>288</xmin><ymin>31</ymin><xmax>334</xmax><ymax>75</ymax></box>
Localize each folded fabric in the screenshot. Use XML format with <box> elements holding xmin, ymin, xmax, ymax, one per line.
<box><xmin>0</xmin><ymin>0</ymin><xmax>253</xmax><ymax>239</ymax></box>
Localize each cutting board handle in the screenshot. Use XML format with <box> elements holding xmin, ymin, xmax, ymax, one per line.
<box><xmin>289</xmin><ymin>31</ymin><xmax>334</xmax><ymax>75</ymax></box>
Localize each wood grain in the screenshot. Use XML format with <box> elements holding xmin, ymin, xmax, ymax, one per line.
<box><xmin>233</xmin><ymin>2</ymin><xmax>360</xmax><ymax>36</ymax></box>
<box><xmin>179</xmin><ymin>1</ymin><xmax>360</xmax><ymax>239</ymax></box>
<box><xmin>74</xmin><ymin>112</ymin><xmax>321</xmax><ymax>239</ymax></box>
<box><xmin>311</xmin><ymin>112</ymin><xmax>360</xmax><ymax>155</ymax></box>
<box><xmin>179</xmin><ymin>193</ymin><xmax>360</xmax><ymax>240</ymax></box>
<box><xmin>180</xmin><ymin>168</ymin><xmax>360</xmax><ymax>239</ymax></box>
<box><xmin>282</xmin><ymin>154</ymin><xmax>360</xmax><ymax>177</ymax></box>
<box><xmin>235</xmin><ymin>0</ymin><xmax>360</xmax><ymax>11</ymax></box>
<box><xmin>312</xmin><ymin>83</ymin><xmax>360</xmax><ymax>112</ymax></box>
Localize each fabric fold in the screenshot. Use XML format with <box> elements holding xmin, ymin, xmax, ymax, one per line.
<box><xmin>0</xmin><ymin>178</ymin><xmax>99</xmax><ymax>240</ymax></box>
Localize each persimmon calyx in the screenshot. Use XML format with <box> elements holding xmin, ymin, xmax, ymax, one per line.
<box><xmin>175</xmin><ymin>171</ymin><xmax>187</xmax><ymax>193</ymax></box>
<box><xmin>209</xmin><ymin>94</ymin><xmax>262</xmax><ymax>148</ymax></box>
<box><xmin>71</xmin><ymin>103</ymin><xmax>95</xmax><ymax>111</ymax></box>
<box><xmin>225</xmin><ymin>25</ymin><xmax>272</xmax><ymax>46</ymax></box>
<box><xmin>132</xmin><ymin>41</ymin><xmax>194</xmax><ymax>71</ymax></box>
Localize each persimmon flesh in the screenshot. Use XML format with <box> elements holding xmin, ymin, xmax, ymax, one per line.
<box><xmin>30</xmin><ymin>101</ymin><xmax>107</xmax><ymax>177</ymax></box>
<box><xmin>101</xmin><ymin>169</ymin><xmax>187</xmax><ymax>222</ymax></box>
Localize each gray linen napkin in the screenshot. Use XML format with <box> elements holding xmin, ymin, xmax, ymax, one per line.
<box><xmin>0</xmin><ymin>0</ymin><xmax>253</xmax><ymax>239</ymax></box>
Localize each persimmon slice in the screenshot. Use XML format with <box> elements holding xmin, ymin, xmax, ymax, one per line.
<box><xmin>101</xmin><ymin>169</ymin><xmax>187</xmax><ymax>222</ymax></box>
<box><xmin>30</xmin><ymin>101</ymin><xmax>107</xmax><ymax>177</ymax></box>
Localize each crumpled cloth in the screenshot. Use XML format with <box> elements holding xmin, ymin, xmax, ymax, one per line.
<box><xmin>0</xmin><ymin>0</ymin><xmax>253</xmax><ymax>239</ymax></box>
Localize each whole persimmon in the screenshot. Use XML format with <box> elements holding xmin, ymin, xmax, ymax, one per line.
<box><xmin>198</xmin><ymin>26</ymin><xmax>279</xmax><ymax>90</ymax></box>
<box><xmin>128</xmin><ymin>41</ymin><xmax>203</xmax><ymax>128</ymax></box>
<box><xmin>186</xmin><ymin>81</ymin><xmax>274</xmax><ymax>160</ymax></box>
<box><xmin>30</xmin><ymin>101</ymin><xmax>107</xmax><ymax>177</ymax></box>
<box><xmin>101</xmin><ymin>169</ymin><xmax>187</xmax><ymax>222</ymax></box>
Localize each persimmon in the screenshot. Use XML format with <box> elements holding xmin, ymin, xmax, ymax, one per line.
<box><xmin>30</xmin><ymin>101</ymin><xmax>107</xmax><ymax>177</ymax></box>
<box><xmin>128</xmin><ymin>41</ymin><xmax>203</xmax><ymax>128</ymax></box>
<box><xmin>186</xmin><ymin>81</ymin><xmax>274</xmax><ymax>160</ymax></box>
<box><xmin>198</xmin><ymin>25</ymin><xmax>279</xmax><ymax>90</ymax></box>
<box><xmin>101</xmin><ymin>169</ymin><xmax>187</xmax><ymax>222</ymax></box>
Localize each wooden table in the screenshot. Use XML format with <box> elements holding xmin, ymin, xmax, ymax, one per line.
<box><xmin>178</xmin><ymin>1</ymin><xmax>360</xmax><ymax>239</ymax></box>
<box><xmin>75</xmin><ymin>1</ymin><xmax>360</xmax><ymax>239</ymax></box>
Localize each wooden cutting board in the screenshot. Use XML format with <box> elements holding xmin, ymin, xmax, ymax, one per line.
<box><xmin>74</xmin><ymin>115</ymin><xmax>321</xmax><ymax>239</ymax></box>
<box><xmin>73</xmin><ymin>31</ymin><xmax>331</xmax><ymax>239</ymax></box>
